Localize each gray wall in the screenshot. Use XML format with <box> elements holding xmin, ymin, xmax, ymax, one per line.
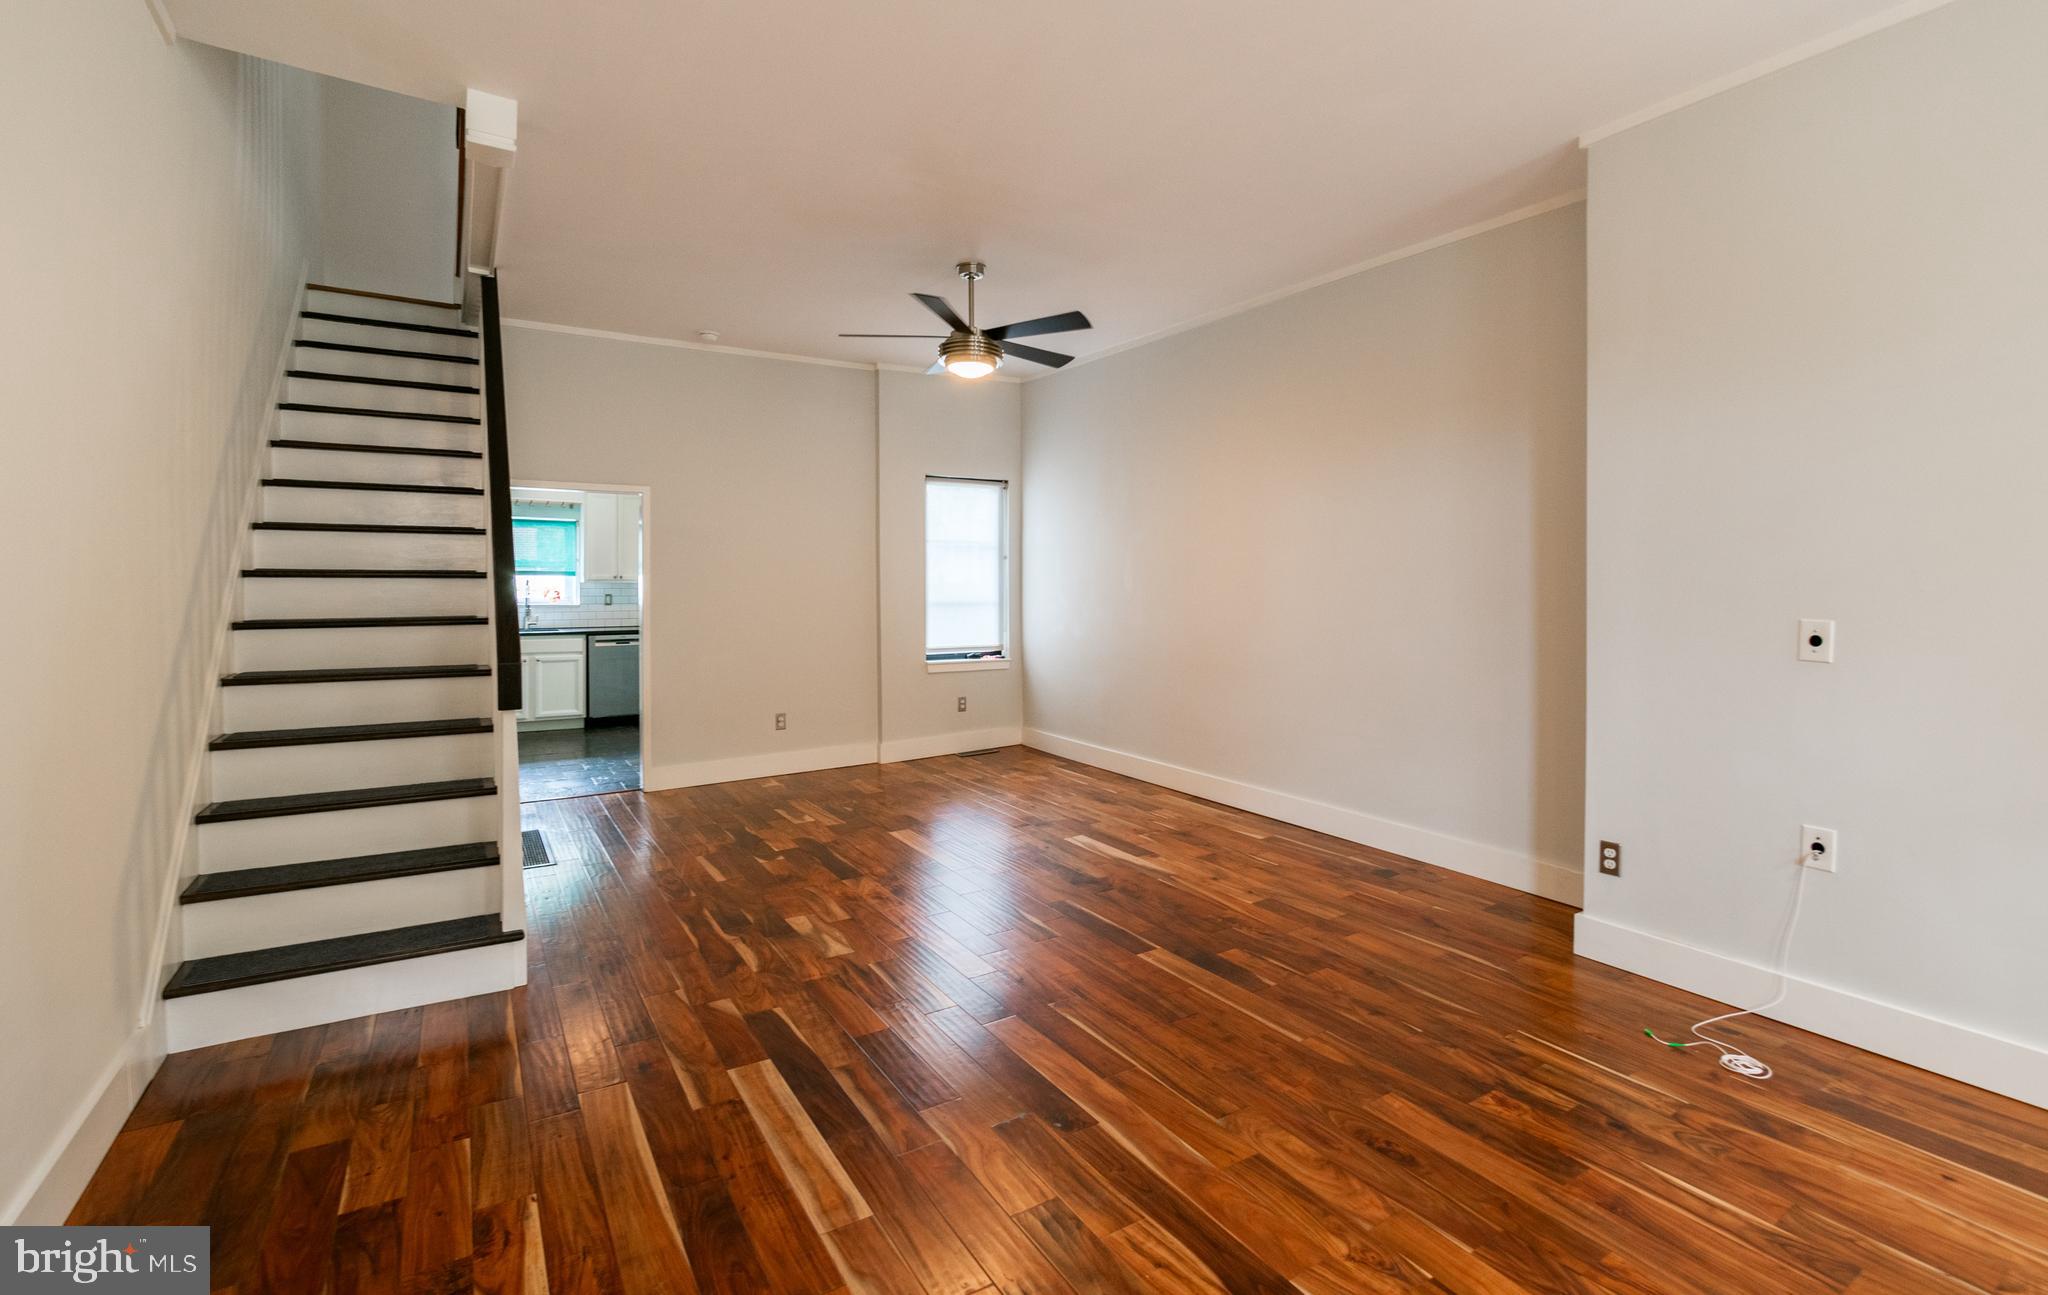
<box><xmin>1580</xmin><ymin>0</ymin><xmax>2047</xmax><ymax>1102</ymax></box>
<box><xmin>878</xmin><ymin>371</ymin><xmax>1025</xmax><ymax>759</ymax></box>
<box><xmin>502</xmin><ymin>327</ymin><xmax>883</xmax><ymax>786</ymax></box>
<box><xmin>500</xmin><ymin>327</ymin><xmax>1028</xmax><ymax>785</ymax></box>
<box><xmin>318</xmin><ymin>77</ymin><xmax>458</xmax><ymax>303</ymax></box>
<box><xmin>1022</xmin><ymin>205</ymin><xmax>1587</xmax><ymax>902</ymax></box>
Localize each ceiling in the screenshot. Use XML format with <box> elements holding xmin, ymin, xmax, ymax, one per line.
<box><xmin>166</xmin><ymin>0</ymin><xmax>1909</xmax><ymax>373</ymax></box>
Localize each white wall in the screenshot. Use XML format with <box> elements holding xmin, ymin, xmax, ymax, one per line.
<box><xmin>878</xmin><ymin>372</ymin><xmax>1025</xmax><ymax>761</ymax></box>
<box><xmin>1580</xmin><ymin>0</ymin><xmax>2048</xmax><ymax>1105</ymax></box>
<box><xmin>1021</xmin><ymin>206</ymin><xmax>1587</xmax><ymax>903</ymax></box>
<box><xmin>0</xmin><ymin>5</ymin><xmax>323</xmax><ymax>1220</ymax></box>
<box><xmin>318</xmin><ymin>77</ymin><xmax>457</xmax><ymax>303</ymax></box>
<box><xmin>502</xmin><ymin>327</ymin><xmax>884</xmax><ymax>786</ymax></box>
<box><xmin>502</xmin><ymin>328</ymin><xmax>1030</xmax><ymax>785</ymax></box>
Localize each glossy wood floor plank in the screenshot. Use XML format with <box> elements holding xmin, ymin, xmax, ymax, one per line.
<box><xmin>73</xmin><ymin>748</ymin><xmax>2048</xmax><ymax>1293</ymax></box>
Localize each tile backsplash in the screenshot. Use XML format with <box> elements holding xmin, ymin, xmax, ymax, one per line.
<box><xmin>522</xmin><ymin>579</ymin><xmax>640</xmax><ymax>629</ymax></box>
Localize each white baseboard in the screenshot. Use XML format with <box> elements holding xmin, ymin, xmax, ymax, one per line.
<box><xmin>645</xmin><ymin>741</ymin><xmax>881</xmax><ymax>792</ymax></box>
<box><xmin>1575</xmin><ymin>913</ymin><xmax>2047</xmax><ymax>1109</ymax></box>
<box><xmin>1023</xmin><ymin>729</ymin><xmax>1583</xmax><ymax>907</ymax></box>
<box><xmin>879</xmin><ymin>726</ymin><xmax>1024</xmax><ymax>765</ymax></box>
<box><xmin>5</xmin><ymin>1024</ymin><xmax>164</xmax><ymax>1224</ymax></box>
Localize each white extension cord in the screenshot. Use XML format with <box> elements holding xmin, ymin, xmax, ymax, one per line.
<box><xmin>1645</xmin><ymin>851</ymin><xmax>1816</xmax><ymax>1080</ymax></box>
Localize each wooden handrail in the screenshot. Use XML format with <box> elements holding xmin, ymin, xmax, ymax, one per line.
<box><xmin>479</xmin><ymin>274</ymin><xmax>521</xmax><ymax>711</ymax></box>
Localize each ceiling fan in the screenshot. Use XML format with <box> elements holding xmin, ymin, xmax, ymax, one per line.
<box><xmin>840</xmin><ymin>262</ymin><xmax>1091</xmax><ymax>379</ymax></box>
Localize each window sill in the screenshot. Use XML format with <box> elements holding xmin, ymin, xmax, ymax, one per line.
<box><xmin>926</xmin><ymin>657</ymin><xmax>1011</xmax><ymax>673</ymax></box>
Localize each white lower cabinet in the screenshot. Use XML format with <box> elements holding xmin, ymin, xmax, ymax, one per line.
<box><xmin>517</xmin><ymin>634</ymin><xmax>586</xmax><ymax>725</ymax></box>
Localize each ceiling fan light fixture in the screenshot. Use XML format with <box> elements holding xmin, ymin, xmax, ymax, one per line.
<box><xmin>939</xmin><ymin>332</ymin><xmax>1003</xmax><ymax>380</ymax></box>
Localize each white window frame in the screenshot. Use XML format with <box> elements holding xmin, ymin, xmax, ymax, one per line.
<box><xmin>924</xmin><ymin>475</ymin><xmax>1011</xmax><ymax>673</ymax></box>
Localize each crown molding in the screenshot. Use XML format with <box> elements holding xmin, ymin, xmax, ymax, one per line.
<box><xmin>143</xmin><ymin>0</ymin><xmax>177</xmax><ymax>43</ymax></box>
<box><xmin>501</xmin><ymin>318</ymin><xmax>1024</xmax><ymax>381</ymax></box>
<box><xmin>1577</xmin><ymin>0</ymin><xmax>1965</xmax><ymax>148</ymax></box>
<box><xmin>1027</xmin><ymin>189</ymin><xmax>1587</xmax><ymax>381</ymax></box>
<box><xmin>510</xmin><ymin>190</ymin><xmax>1590</xmax><ymax>384</ymax></box>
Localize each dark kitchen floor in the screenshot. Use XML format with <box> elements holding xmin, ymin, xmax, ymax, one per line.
<box><xmin>517</xmin><ymin>720</ymin><xmax>641</xmax><ymax>801</ymax></box>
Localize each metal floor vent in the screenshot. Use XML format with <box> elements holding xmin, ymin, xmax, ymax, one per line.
<box><xmin>521</xmin><ymin>829</ymin><xmax>555</xmax><ymax>868</ymax></box>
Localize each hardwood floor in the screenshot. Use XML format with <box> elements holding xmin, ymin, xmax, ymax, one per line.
<box><xmin>75</xmin><ymin>747</ymin><xmax>2047</xmax><ymax>1293</ymax></box>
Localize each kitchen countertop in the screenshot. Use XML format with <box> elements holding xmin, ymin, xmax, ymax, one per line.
<box><xmin>518</xmin><ymin>626</ymin><xmax>641</xmax><ymax>637</ymax></box>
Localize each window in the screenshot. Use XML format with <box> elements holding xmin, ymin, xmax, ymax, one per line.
<box><xmin>514</xmin><ymin>515</ymin><xmax>580</xmax><ymax>605</ymax></box>
<box><xmin>925</xmin><ymin>477</ymin><xmax>1008</xmax><ymax>665</ymax></box>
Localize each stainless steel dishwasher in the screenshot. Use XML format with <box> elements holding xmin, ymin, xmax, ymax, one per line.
<box><xmin>586</xmin><ymin>633</ymin><xmax>641</xmax><ymax>720</ymax></box>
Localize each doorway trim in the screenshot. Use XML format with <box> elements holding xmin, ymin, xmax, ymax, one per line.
<box><xmin>511</xmin><ymin>477</ymin><xmax>652</xmax><ymax>799</ymax></box>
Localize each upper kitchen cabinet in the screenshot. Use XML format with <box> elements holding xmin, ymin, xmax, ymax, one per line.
<box><xmin>580</xmin><ymin>492</ymin><xmax>641</xmax><ymax>582</ymax></box>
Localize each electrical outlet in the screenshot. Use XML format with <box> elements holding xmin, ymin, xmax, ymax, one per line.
<box><xmin>1598</xmin><ymin>840</ymin><xmax>1622</xmax><ymax>876</ymax></box>
<box><xmin>1798</xmin><ymin>619</ymin><xmax>1836</xmax><ymax>663</ymax></box>
<box><xmin>1801</xmin><ymin>825</ymin><xmax>1838</xmax><ymax>872</ymax></box>
<box><xmin>774</xmin><ymin>712</ymin><xmax>787</xmax><ymax>731</ymax></box>
<box><xmin>957</xmin><ymin>696</ymin><xmax>968</xmax><ymax>713</ymax></box>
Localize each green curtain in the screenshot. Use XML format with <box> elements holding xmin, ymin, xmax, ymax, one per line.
<box><xmin>514</xmin><ymin>518</ymin><xmax>578</xmax><ymax>575</ymax></box>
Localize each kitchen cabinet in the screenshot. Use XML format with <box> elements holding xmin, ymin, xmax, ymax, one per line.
<box><xmin>579</xmin><ymin>492</ymin><xmax>641</xmax><ymax>582</ymax></box>
<box><xmin>517</xmin><ymin>635</ymin><xmax>586</xmax><ymax>724</ymax></box>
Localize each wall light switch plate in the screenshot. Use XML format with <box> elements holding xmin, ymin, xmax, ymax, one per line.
<box><xmin>1799</xmin><ymin>619</ymin><xmax>1836</xmax><ymax>663</ymax></box>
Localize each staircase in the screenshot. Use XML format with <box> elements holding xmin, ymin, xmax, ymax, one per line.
<box><xmin>161</xmin><ymin>285</ymin><xmax>525</xmax><ymax>1052</ymax></box>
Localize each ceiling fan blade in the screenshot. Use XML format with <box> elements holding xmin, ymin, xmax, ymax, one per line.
<box><xmin>984</xmin><ymin>310</ymin><xmax>1092</xmax><ymax>341</ymax></box>
<box><xmin>998</xmin><ymin>339</ymin><xmax>1075</xmax><ymax>369</ymax></box>
<box><xmin>912</xmin><ymin>293</ymin><xmax>968</xmax><ymax>331</ymax></box>
<box><xmin>839</xmin><ymin>333</ymin><xmax>947</xmax><ymax>338</ymax></box>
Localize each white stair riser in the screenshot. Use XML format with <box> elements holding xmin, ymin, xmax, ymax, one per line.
<box><xmin>163</xmin><ymin>939</ymin><xmax>525</xmax><ymax>1052</ymax></box>
<box><xmin>270</xmin><ymin>446</ymin><xmax>483</xmax><ymax>489</ymax></box>
<box><xmin>262</xmin><ymin>484</ymin><xmax>486</xmax><ymax>528</ymax></box>
<box><xmin>232</xmin><ymin>623</ymin><xmax>492</xmax><ymax>671</ymax></box>
<box><xmin>222</xmin><ymin>674</ymin><xmax>493</xmax><ymax>730</ymax></box>
<box><xmin>211</xmin><ymin>732</ymin><xmax>496</xmax><ymax>800</ymax></box>
<box><xmin>287</xmin><ymin>376</ymin><xmax>479</xmax><ymax>418</ymax></box>
<box><xmin>199</xmin><ymin>793</ymin><xmax>500</xmax><ymax>871</ymax></box>
<box><xmin>241</xmin><ymin>576</ymin><xmax>487</xmax><ymax>619</ymax></box>
<box><xmin>300</xmin><ymin>316</ymin><xmax>477</xmax><ymax>357</ymax></box>
<box><xmin>181</xmin><ymin>866</ymin><xmax>503</xmax><ymax>959</ymax></box>
<box><xmin>290</xmin><ymin>344</ymin><xmax>480</xmax><ymax>386</ymax></box>
<box><xmin>305</xmin><ymin>289</ymin><xmax>464</xmax><ymax>328</ymax></box>
<box><xmin>252</xmin><ymin>529</ymin><xmax>487</xmax><ymax>571</ymax></box>
<box><xmin>278</xmin><ymin>410</ymin><xmax>482</xmax><ymax>449</ymax></box>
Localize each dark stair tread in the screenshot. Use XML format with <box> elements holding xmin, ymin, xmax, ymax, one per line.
<box><xmin>271</xmin><ymin>439</ymin><xmax>482</xmax><ymax>459</ymax></box>
<box><xmin>278</xmin><ymin>402</ymin><xmax>481</xmax><ymax>425</ymax></box>
<box><xmin>195</xmin><ymin>776</ymin><xmax>497</xmax><ymax>824</ymax></box>
<box><xmin>163</xmin><ymin>914</ymin><xmax>521</xmax><ymax>997</ymax></box>
<box><xmin>180</xmin><ymin>842</ymin><xmax>500</xmax><ymax>904</ymax></box>
<box><xmin>221</xmin><ymin>664</ymin><xmax>490</xmax><ymax>686</ymax></box>
<box><xmin>296</xmin><ymin>339</ymin><xmax>478</xmax><ymax>366</ymax></box>
<box><xmin>211</xmin><ymin>717</ymin><xmax>494</xmax><ymax>750</ymax></box>
<box><xmin>262</xmin><ymin>477</ymin><xmax>485</xmax><ymax>496</ymax></box>
<box><xmin>252</xmin><ymin>521</ymin><xmax>486</xmax><ymax>535</ymax></box>
<box><xmin>286</xmin><ymin>369</ymin><xmax>480</xmax><ymax>394</ymax></box>
<box><xmin>307</xmin><ymin>283</ymin><xmax>462</xmax><ymax>310</ymax></box>
<box><xmin>241</xmin><ymin>567</ymin><xmax>486</xmax><ymax>579</ymax></box>
<box><xmin>301</xmin><ymin>310</ymin><xmax>478</xmax><ymax>338</ymax></box>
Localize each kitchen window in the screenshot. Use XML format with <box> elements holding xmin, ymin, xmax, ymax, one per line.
<box><xmin>925</xmin><ymin>476</ymin><xmax>1008</xmax><ymax>668</ymax></box>
<box><xmin>514</xmin><ymin>514</ymin><xmax>580</xmax><ymax>605</ymax></box>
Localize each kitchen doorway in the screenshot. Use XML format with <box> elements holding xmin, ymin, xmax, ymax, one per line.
<box><xmin>510</xmin><ymin>480</ymin><xmax>649</xmax><ymax>803</ymax></box>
